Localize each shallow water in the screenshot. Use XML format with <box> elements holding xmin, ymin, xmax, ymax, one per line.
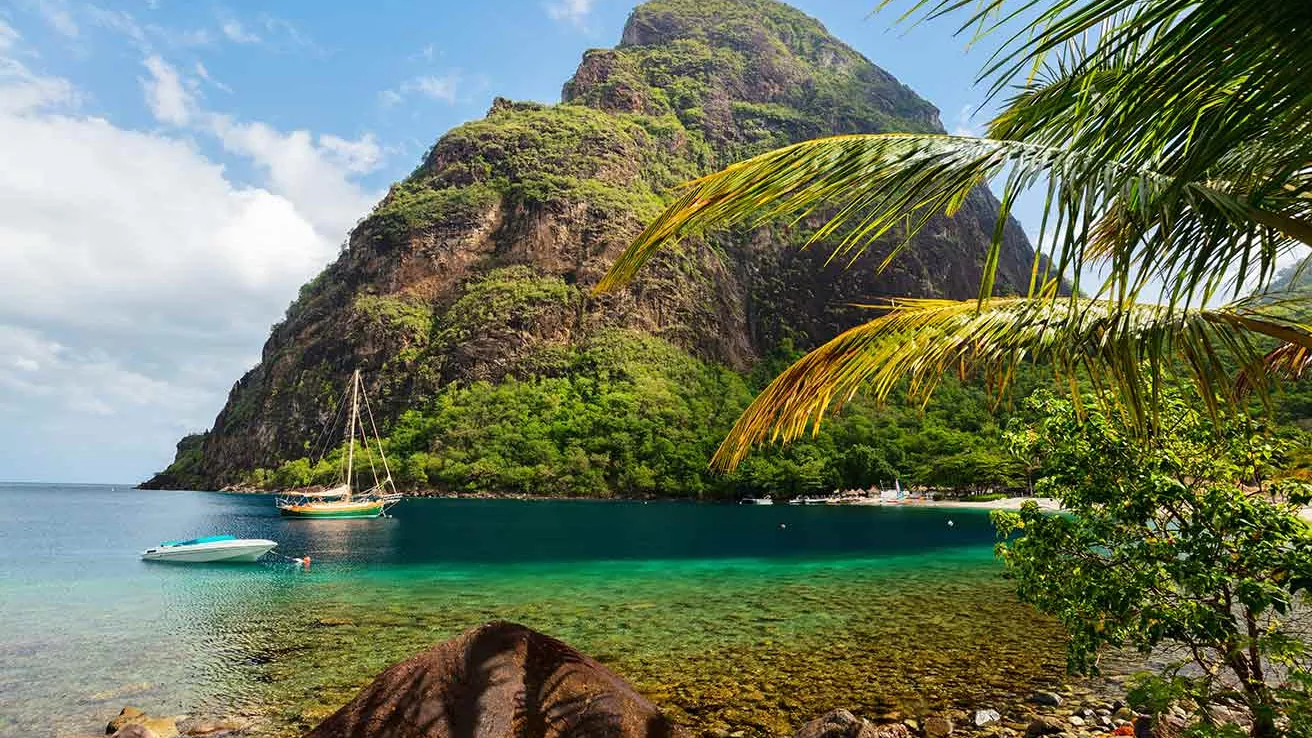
<box><xmin>0</xmin><ymin>484</ymin><xmax>1068</xmax><ymax>738</ymax></box>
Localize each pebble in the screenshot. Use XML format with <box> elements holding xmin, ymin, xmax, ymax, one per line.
<box><xmin>923</xmin><ymin>715</ymin><xmax>953</xmax><ymax>738</ymax></box>
<box><xmin>1024</xmin><ymin>716</ymin><xmax>1066</xmax><ymax>737</ymax></box>
<box><xmin>974</xmin><ymin>709</ymin><xmax>1002</xmax><ymax>727</ymax></box>
<box><xmin>1067</xmin><ymin>715</ymin><xmax>1085</xmax><ymax>727</ymax></box>
<box><xmin>1030</xmin><ymin>692</ymin><xmax>1063</xmax><ymax>707</ymax></box>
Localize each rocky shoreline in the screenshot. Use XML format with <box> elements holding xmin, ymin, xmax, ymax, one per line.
<box><xmin>64</xmin><ymin>622</ymin><xmax>1253</xmax><ymax>738</ymax></box>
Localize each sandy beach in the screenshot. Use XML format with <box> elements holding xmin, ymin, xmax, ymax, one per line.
<box><xmin>846</xmin><ymin>496</ymin><xmax>1064</xmax><ymax>511</ymax></box>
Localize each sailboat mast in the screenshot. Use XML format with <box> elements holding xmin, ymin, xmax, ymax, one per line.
<box><xmin>344</xmin><ymin>369</ymin><xmax>360</xmax><ymax>501</ymax></box>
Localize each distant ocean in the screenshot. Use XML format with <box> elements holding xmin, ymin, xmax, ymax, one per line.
<box><xmin>0</xmin><ymin>483</ymin><xmax>1068</xmax><ymax>738</ymax></box>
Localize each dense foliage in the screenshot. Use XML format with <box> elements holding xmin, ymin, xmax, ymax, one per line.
<box><xmin>248</xmin><ymin>332</ymin><xmax>1029</xmax><ymax>499</ymax></box>
<box><xmin>995</xmin><ymin>390</ymin><xmax>1312</xmax><ymax>737</ymax></box>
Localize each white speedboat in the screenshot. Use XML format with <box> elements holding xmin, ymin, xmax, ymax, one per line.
<box><xmin>141</xmin><ymin>535</ymin><xmax>277</xmax><ymax>563</ymax></box>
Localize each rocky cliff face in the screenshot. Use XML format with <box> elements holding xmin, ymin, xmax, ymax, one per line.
<box><xmin>144</xmin><ymin>0</ymin><xmax>1038</xmax><ymax>491</ymax></box>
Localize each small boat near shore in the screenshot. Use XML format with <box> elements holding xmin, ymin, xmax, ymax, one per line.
<box><xmin>141</xmin><ymin>535</ymin><xmax>277</xmax><ymax>563</ymax></box>
<box><xmin>277</xmin><ymin>369</ymin><xmax>402</xmax><ymax>519</ymax></box>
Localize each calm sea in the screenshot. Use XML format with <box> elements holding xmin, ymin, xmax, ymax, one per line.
<box><xmin>0</xmin><ymin>483</ymin><xmax>1067</xmax><ymax>738</ymax></box>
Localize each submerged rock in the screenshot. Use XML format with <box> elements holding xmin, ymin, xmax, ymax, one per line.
<box><xmin>304</xmin><ymin>621</ymin><xmax>685</xmax><ymax>738</ymax></box>
<box><xmin>792</xmin><ymin>709</ymin><xmax>906</xmax><ymax>738</ymax></box>
<box><xmin>1029</xmin><ymin>692</ymin><xmax>1063</xmax><ymax>707</ymax></box>
<box><xmin>793</xmin><ymin>709</ymin><xmax>863</xmax><ymax>738</ymax></box>
<box><xmin>178</xmin><ymin>717</ymin><xmax>247</xmax><ymax>736</ymax></box>
<box><xmin>922</xmin><ymin>715</ymin><xmax>953</xmax><ymax>738</ymax></box>
<box><xmin>1024</xmin><ymin>717</ymin><xmax>1065</xmax><ymax>737</ymax></box>
<box><xmin>106</xmin><ymin>707</ymin><xmax>177</xmax><ymax>738</ymax></box>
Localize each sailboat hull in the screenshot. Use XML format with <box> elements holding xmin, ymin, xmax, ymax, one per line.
<box><xmin>277</xmin><ymin>499</ymin><xmax>385</xmax><ymax>519</ymax></box>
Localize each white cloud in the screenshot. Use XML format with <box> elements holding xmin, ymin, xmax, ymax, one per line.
<box><xmin>215</xmin><ymin>13</ymin><xmax>317</xmax><ymax>53</ymax></box>
<box><xmin>257</xmin><ymin>14</ymin><xmax>313</xmax><ymax>50</ymax></box>
<box><xmin>0</xmin><ymin>37</ymin><xmax>78</xmax><ymax>114</ymax></box>
<box><xmin>38</xmin><ymin>0</ymin><xmax>79</xmax><ymax>38</ymax></box>
<box><xmin>86</xmin><ymin>6</ymin><xmax>147</xmax><ymax>46</ymax></box>
<box><xmin>162</xmin><ymin>28</ymin><xmax>213</xmax><ymax>47</ymax></box>
<box><xmin>951</xmin><ymin>104</ymin><xmax>979</xmax><ymax>137</ymax></box>
<box><xmin>380</xmin><ymin>72</ymin><xmax>460</xmax><ymax>107</ymax></box>
<box><xmin>319</xmin><ymin>132</ymin><xmax>383</xmax><ymax>174</ymax></box>
<box><xmin>545</xmin><ymin>0</ymin><xmax>597</xmax><ymax>28</ymax></box>
<box><xmin>193</xmin><ymin>61</ymin><xmax>231</xmax><ymax>93</ymax></box>
<box><xmin>220</xmin><ymin>18</ymin><xmax>259</xmax><ymax>44</ymax></box>
<box><xmin>82</xmin><ymin>6</ymin><xmax>214</xmax><ymax>50</ymax></box>
<box><xmin>207</xmin><ymin>116</ymin><xmax>381</xmax><ymax>238</ymax></box>
<box><xmin>0</xmin><ymin>20</ymin><xmax>19</xmax><ymax>52</ymax></box>
<box><xmin>141</xmin><ymin>54</ymin><xmax>193</xmax><ymax>125</ymax></box>
<box><xmin>0</xmin><ymin>43</ymin><xmax>383</xmax><ymax>482</ymax></box>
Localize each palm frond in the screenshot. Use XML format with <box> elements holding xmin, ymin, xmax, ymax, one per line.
<box><xmin>710</xmin><ymin>297</ymin><xmax>1312</xmax><ymax>470</ymax></box>
<box><xmin>892</xmin><ymin>0</ymin><xmax>1312</xmax><ymax>162</ymax></box>
<box><xmin>594</xmin><ymin>133</ymin><xmax>1311</xmax><ymax>306</ymax></box>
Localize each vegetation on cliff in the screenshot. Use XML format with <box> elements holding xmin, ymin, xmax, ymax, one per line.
<box><xmin>246</xmin><ymin>331</ymin><xmax>1030</xmax><ymax>499</ymax></box>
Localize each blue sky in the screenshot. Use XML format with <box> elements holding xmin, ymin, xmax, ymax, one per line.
<box><xmin>0</xmin><ymin>0</ymin><xmax>1035</xmax><ymax>484</ymax></box>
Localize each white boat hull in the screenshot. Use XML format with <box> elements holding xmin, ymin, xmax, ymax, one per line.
<box><xmin>141</xmin><ymin>539</ymin><xmax>277</xmax><ymax>563</ymax></box>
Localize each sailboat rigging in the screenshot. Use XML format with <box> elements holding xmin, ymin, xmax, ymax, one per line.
<box><xmin>275</xmin><ymin>369</ymin><xmax>402</xmax><ymax>519</ymax></box>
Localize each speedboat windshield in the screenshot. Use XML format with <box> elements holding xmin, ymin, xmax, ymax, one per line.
<box><xmin>160</xmin><ymin>534</ymin><xmax>237</xmax><ymax>547</ymax></box>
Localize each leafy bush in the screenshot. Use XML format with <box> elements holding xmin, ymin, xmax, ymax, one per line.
<box><xmin>995</xmin><ymin>389</ymin><xmax>1312</xmax><ymax>738</ymax></box>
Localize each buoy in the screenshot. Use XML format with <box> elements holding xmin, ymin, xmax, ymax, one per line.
<box><xmin>780</xmin><ymin>523</ymin><xmax>787</xmax><ymax>529</ymax></box>
<box><xmin>947</xmin><ymin>519</ymin><xmax>955</xmax><ymax>528</ymax></box>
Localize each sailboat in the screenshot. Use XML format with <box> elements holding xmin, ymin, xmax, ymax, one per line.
<box><xmin>276</xmin><ymin>369</ymin><xmax>402</xmax><ymax>519</ymax></box>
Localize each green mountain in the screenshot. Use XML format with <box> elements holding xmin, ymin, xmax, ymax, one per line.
<box><xmin>144</xmin><ymin>0</ymin><xmax>1041</xmax><ymax>496</ymax></box>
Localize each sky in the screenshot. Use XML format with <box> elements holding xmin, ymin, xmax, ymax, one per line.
<box><xmin>0</xmin><ymin>0</ymin><xmax>1040</xmax><ymax>484</ymax></box>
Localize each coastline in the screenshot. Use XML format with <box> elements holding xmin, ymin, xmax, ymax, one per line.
<box><xmin>845</xmin><ymin>496</ymin><xmax>1064</xmax><ymax>511</ymax></box>
<box><xmin>191</xmin><ymin>483</ymin><xmax>1065</xmax><ymax>509</ymax></box>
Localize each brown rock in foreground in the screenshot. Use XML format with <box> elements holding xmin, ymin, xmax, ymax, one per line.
<box><xmin>305</xmin><ymin>621</ymin><xmax>685</xmax><ymax>738</ymax></box>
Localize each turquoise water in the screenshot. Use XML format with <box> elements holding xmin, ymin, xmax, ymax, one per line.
<box><xmin>0</xmin><ymin>484</ymin><xmax>1068</xmax><ymax>738</ymax></box>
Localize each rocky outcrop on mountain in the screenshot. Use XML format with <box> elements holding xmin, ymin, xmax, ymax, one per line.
<box><xmin>144</xmin><ymin>0</ymin><xmax>1038</xmax><ymax>491</ymax></box>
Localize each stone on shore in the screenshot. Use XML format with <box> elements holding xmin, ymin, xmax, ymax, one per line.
<box><xmin>112</xmin><ymin>727</ymin><xmax>158</xmax><ymax>738</ymax></box>
<box><xmin>973</xmin><ymin>710</ymin><xmax>1002</xmax><ymax>727</ymax></box>
<box><xmin>304</xmin><ymin>621</ymin><xmax>685</xmax><ymax>738</ymax></box>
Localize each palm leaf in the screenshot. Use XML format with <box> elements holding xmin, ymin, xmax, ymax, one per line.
<box><xmin>594</xmin><ymin>133</ymin><xmax>1311</xmax><ymax>307</ymax></box>
<box><xmin>709</xmin><ymin>297</ymin><xmax>1312</xmax><ymax>470</ymax></box>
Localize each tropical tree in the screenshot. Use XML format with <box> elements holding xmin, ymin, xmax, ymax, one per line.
<box><xmin>996</xmin><ymin>388</ymin><xmax>1312</xmax><ymax>738</ymax></box>
<box><xmin>595</xmin><ymin>0</ymin><xmax>1312</xmax><ymax>467</ymax></box>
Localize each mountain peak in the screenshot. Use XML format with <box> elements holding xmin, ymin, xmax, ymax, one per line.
<box><xmin>563</xmin><ymin>0</ymin><xmax>940</xmax><ymax>157</ymax></box>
